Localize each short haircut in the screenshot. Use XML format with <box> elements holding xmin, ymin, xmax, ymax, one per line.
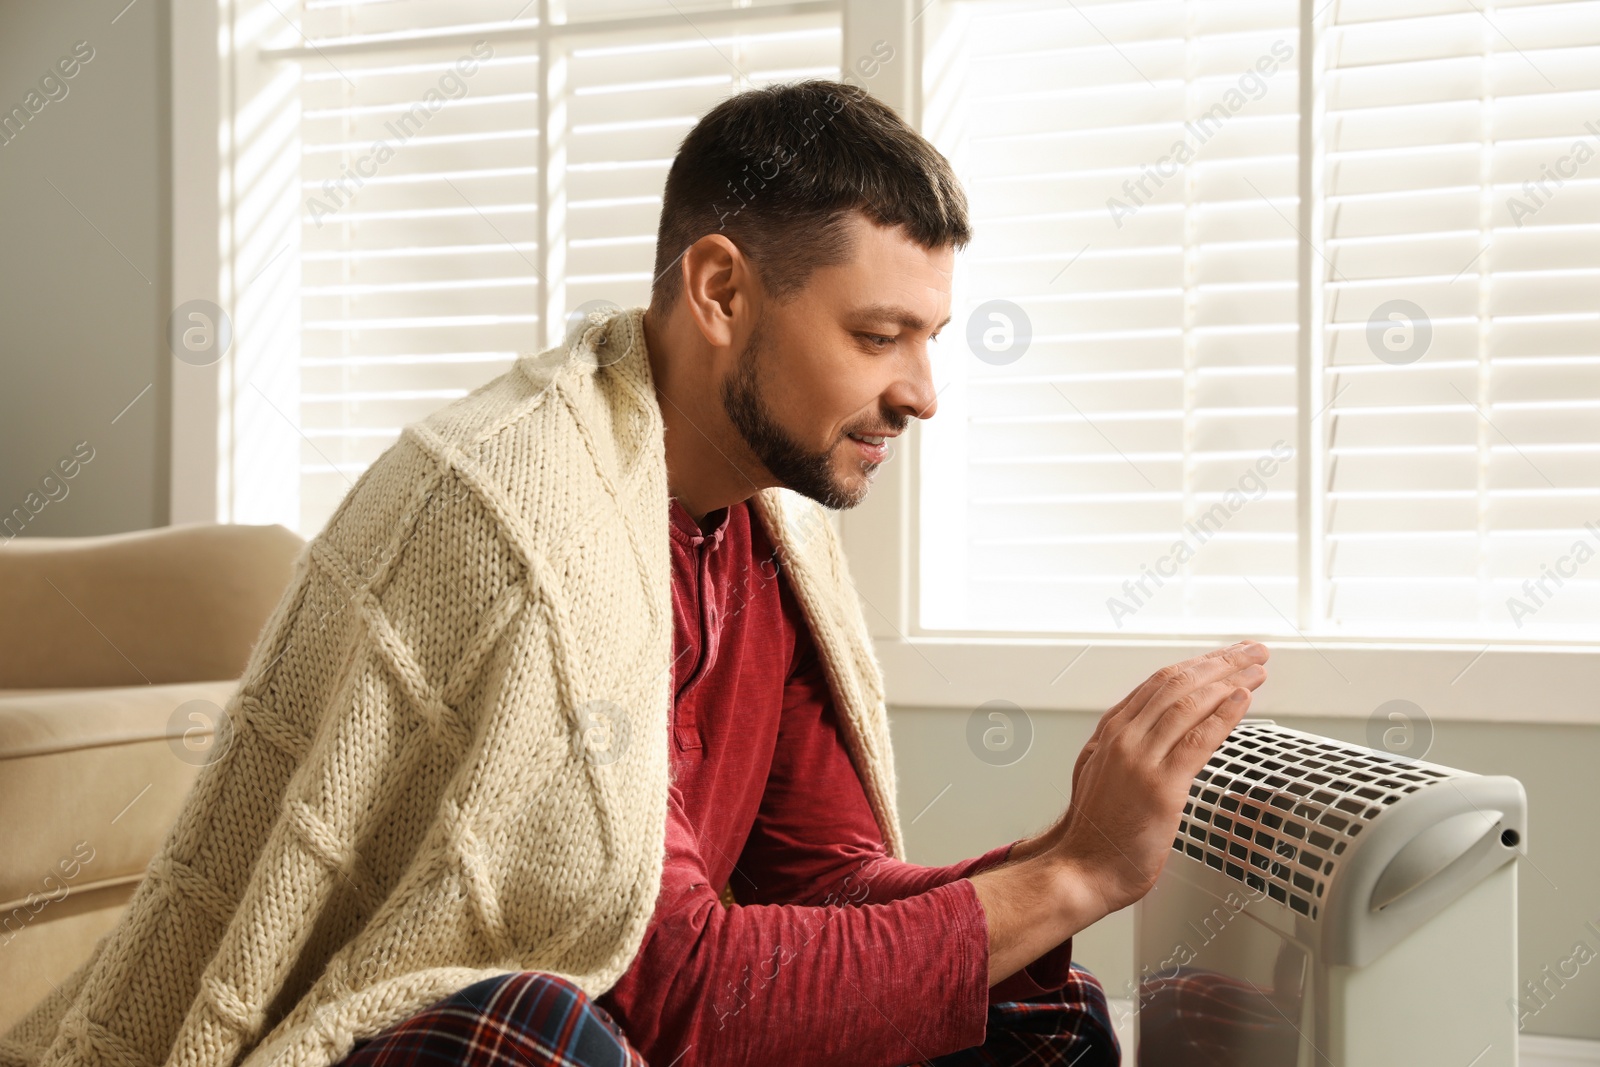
<box><xmin>648</xmin><ymin>79</ymin><xmax>971</xmax><ymax>313</ymax></box>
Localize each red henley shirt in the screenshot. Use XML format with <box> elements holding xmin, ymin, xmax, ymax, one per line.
<box><xmin>595</xmin><ymin>497</ymin><xmax>1075</xmax><ymax>1067</ymax></box>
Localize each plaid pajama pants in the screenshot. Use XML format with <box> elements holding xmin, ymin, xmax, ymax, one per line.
<box><xmin>333</xmin><ymin>964</ymin><xmax>1120</xmax><ymax>1067</ymax></box>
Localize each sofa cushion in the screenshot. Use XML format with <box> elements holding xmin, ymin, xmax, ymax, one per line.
<box><xmin>0</xmin><ymin>881</ymin><xmax>134</xmax><ymax>1033</ymax></box>
<box><xmin>0</xmin><ymin>680</ymin><xmax>238</xmax><ymax>912</ymax></box>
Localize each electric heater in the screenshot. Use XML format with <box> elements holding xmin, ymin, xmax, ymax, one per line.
<box><xmin>1133</xmin><ymin>720</ymin><xmax>1526</xmax><ymax>1066</ymax></box>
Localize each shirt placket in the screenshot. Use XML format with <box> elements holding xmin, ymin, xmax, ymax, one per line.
<box><xmin>674</xmin><ymin>526</ymin><xmax>723</xmax><ymax>752</ymax></box>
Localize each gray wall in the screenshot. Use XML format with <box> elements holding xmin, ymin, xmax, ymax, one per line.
<box><xmin>0</xmin><ymin>0</ymin><xmax>169</xmax><ymax>539</ymax></box>
<box><xmin>890</xmin><ymin>704</ymin><xmax>1600</xmax><ymax>1042</ymax></box>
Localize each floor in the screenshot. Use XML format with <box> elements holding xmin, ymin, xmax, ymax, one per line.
<box><xmin>1103</xmin><ymin>999</ymin><xmax>1600</xmax><ymax>1065</ymax></box>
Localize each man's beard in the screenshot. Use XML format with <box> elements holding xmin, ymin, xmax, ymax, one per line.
<box><xmin>721</xmin><ymin>314</ymin><xmax>875</xmax><ymax>511</ymax></box>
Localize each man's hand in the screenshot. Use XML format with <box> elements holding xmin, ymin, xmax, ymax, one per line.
<box><xmin>1050</xmin><ymin>640</ymin><xmax>1269</xmax><ymax>915</ymax></box>
<box><xmin>971</xmin><ymin>641</ymin><xmax>1269</xmax><ymax>984</ymax></box>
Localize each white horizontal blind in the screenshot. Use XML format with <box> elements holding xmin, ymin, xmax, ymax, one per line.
<box><xmin>920</xmin><ymin>0</ymin><xmax>1600</xmax><ymax>641</ymax></box>
<box><xmin>1320</xmin><ymin>0</ymin><xmax>1600</xmax><ymax>637</ymax></box>
<box><xmin>921</xmin><ymin>0</ymin><xmax>1303</xmax><ymax>635</ymax></box>
<box><xmin>297</xmin><ymin>1</ymin><xmax>543</xmax><ymax>532</ymax></box>
<box><xmin>559</xmin><ymin>14</ymin><xmax>843</xmax><ymax>315</ymax></box>
<box><xmin>287</xmin><ymin>0</ymin><xmax>840</xmax><ymax>535</ymax></box>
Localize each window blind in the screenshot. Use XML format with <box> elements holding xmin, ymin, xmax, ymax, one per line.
<box><xmin>920</xmin><ymin>0</ymin><xmax>1303</xmax><ymax>635</ymax></box>
<box><xmin>289</xmin><ymin>0</ymin><xmax>841</xmax><ymax>534</ymax></box>
<box><xmin>297</xmin><ymin>2</ymin><xmax>544</xmax><ymax>531</ymax></box>
<box><xmin>920</xmin><ymin>0</ymin><xmax>1600</xmax><ymax>640</ymax></box>
<box><xmin>1320</xmin><ymin>0</ymin><xmax>1600</xmax><ymax>637</ymax></box>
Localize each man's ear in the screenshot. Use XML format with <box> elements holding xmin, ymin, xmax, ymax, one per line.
<box><xmin>681</xmin><ymin>233</ymin><xmax>754</xmax><ymax>350</ymax></box>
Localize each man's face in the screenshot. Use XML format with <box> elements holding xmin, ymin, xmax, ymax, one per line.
<box><xmin>721</xmin><ymin>214</ymin><xmax>953</xmax><ymax>510</ymax></box>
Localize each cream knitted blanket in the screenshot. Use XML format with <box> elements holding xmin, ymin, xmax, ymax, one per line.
<box><xmin>1</xmin><ymin>306</ymin><xmax>903</xmax><ymax>1067</ymax></box>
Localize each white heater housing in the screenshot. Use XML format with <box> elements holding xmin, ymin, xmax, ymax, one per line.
<box><xmin>1133</xmin><ymin>720</ymin><xmax>1526</xmax><ymax>1066</ymax></box>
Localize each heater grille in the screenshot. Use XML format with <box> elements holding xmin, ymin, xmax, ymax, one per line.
<box><xmin>1173</xmin><ymin>722</ymin><xmax>1456</xmax><ymax>919</ymax></box>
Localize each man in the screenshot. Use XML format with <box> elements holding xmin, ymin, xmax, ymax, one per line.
<box><xmin>1</xmin><ymin>81</ymin><xmax>1267</xmax><ymax>1067</ymax></box>
<box><xmin>328</xmin><ymin>81</ymin><xmax>1269</xmax><ymax>1066</ymax></box>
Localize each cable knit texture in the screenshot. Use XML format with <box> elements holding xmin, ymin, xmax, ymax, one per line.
<box><xmin>0</xmin><ymin>305</ymin><xmax>903</xmax><ymax>1067</ymax></box>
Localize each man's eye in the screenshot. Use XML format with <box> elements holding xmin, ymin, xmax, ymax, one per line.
<box><xmin>860</xmin><ymin>333</ymin><xmax>894</xmax><ymax>349</ymax></box>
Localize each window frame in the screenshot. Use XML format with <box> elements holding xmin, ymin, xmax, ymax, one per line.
<box><xmin>169</xmin><ymin>0</ymin><xmax>869</xmax><ymax>533</ymax></box>
<box><xmin>837</xmin><ymin>0</ymin><xmax>1600</xmax><ymax>724</ymax></box>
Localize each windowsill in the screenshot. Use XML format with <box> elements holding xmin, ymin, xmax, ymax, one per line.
<box><xmin>876</xmin><ymin>634</ymin><xmax>1600</xmax><ymax>725</ymax></box>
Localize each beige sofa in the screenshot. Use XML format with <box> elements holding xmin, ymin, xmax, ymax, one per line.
<box><xmin>0</xmin><ymin>523</ymin><xmax>304</xmax><ymax>1030</ymax></box>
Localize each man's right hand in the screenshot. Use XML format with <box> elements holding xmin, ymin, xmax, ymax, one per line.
<box><xmin>1053</xmin><ymin>640</ymin><xmax>1270</xmax><ymax>918</ymax></box>
<box><xmin>971</xmin><ymin>641</ymin><xmax>1270</xmax><ymax>987</ymax></box>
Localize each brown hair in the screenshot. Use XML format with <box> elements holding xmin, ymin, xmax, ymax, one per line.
<box><xmin>648</xmin><ymin>79</ymin><xmax>971</xmax><ymax>313</ymax></box>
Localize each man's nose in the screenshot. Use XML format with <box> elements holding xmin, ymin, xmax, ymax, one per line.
<box><xmin>889</xmin><ymin>350</ymin><xmax>939</xmax><ymax>422</ymax></box>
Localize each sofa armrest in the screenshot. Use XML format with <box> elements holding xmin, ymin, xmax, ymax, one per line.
<box><xmin>0</xmin><ymin>523</ymin><xmax>304</xmax><ymax>688</ymax></box>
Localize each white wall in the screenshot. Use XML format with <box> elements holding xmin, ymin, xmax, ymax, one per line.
<box><xmin>0</xmin><ymin>0</ymin><xmax>169</xmax><ymax>538</ymax></box>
